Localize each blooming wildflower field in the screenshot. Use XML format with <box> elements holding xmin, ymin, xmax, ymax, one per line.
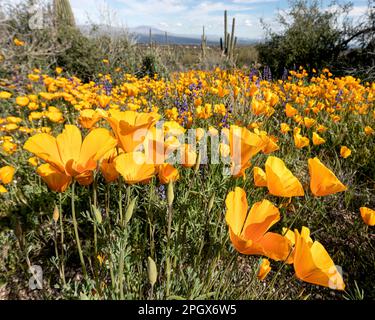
<box><xmin>0</xmin><ymin>66</ymin><xmax>374</xmax><ymax>300</ymax></box>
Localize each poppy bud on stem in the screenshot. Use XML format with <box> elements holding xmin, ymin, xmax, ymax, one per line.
<box><xmin>53</xmin><ymin>205</ymin><xmax>59</xmax><ymax>224</ymax></box>
<box><xmin>125</xmin><ymin>197</ymin><xmax>137</xmax><ymax>225</ymax></box>
<box><xmin>207</xmin><ymin>193</ymin><xmax>215</xmax><ymax>214</ymax></box>
<box><xmin>148</xmin><ymin>256</ymin><xmax>157</xmax><ymax>299</ymax></box>
<box><xmin>194</xmin><ymin>152</ymin><xmax>202</xmax><ymax>174</ymax></box>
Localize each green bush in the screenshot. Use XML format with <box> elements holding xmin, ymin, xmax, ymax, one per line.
<box><xmin>257</xmin><ymin>0</ymin><xmax>349</xmax><ymax>76</ymax></box>
<box><xmin>55</xmin><ymin>27</ymin><xmax>104</xmax><ymax>81</ymax></box>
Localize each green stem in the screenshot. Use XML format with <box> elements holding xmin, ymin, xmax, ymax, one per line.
<box><xmin>118</xmin><ymin>177</ymin><xmax>123</xmax><ymax>225</ymax></box>
<box><xmin>109</xmin><ymin>256</ymin><xmax>116</xmax><ymax>293</ymax></box>
<box><xmin>59</xmin><ymin>193</ymin><xmax>66</xmax><ymax>286</ymax></box>
<box><xmin>119</xmin><ymin>243</ymin><xmax>125</xmax><ymax>300</ymax></box>
<box><xmin>92</xmin><ymin>178</ymin><xmax>98</xmax><ymax>256</ymax></box>
<box><xmin>53</xmin><ymin>220</ymin><xmax>60</xmax><ymax>276</ymax></box>
<box><xmin>166</xmin><ymin>204</ymin><xmax>173</xmax><ymax>297</ymax></box>
<box><xmin>71</xmin><ymin>181</ymin><xmax>87</xmax><ymax>278</ymax></box>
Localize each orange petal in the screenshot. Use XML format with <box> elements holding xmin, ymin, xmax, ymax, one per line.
<box><xmin>100</xmin><ymin>159</ymin><xmax>119</xmax><ymax>183</ymax></box>
<box><xmin>257</xmin><ymin>232</ymin><xmax>293</xmax><ymax>262</ymax></box>
<box><xmin>243</xmin><ymin>199</ymin><xmax>280</xmax><ymax>242</ymax></box>
<box><xmin>114</xmin><ymin>152</ymin><xmax>155</xmax><ymax>184</ymax></box>
<box><xmin>360</xmin><ymin>207</ymin><xmax>375</xmax><ymax>226</ymax></box>
<box><xmin>75</xmin><ymin>171</ymin><xmax>94</xmax><ymax>186</ymax></box>
<box><xmin>56</xmin><ymin>125</ymin><xmax>82</xmax><ymax>175</ymax></box>
<box><xmin>24</xmin><ymin>133</ymin><xmax>65</xmax><ymax>172</ymax></box>
<box><xmin>253</xmin><ymin>166</ymin><xmax>267</xmax><ymax>187</ymax></box>
<box><xmin>225</xmin><ymin>187</ymin><xmax>249</xmax><ymax>235</ymax></box>
<box><xmin>0</xmin><ymin>166</ymin><xmax>15</xmax><ymax>184</ymax></box>
<box><xmin>158</xmin><ymin>163</ymin><xmax>179</xmax><ymax>184</ymax></box>
<box><xmin>36</xmin><ymin>164</ymin><xmax>72</xmax><ymax>192</ymax></box>
<box><xmin>76</xmin><ymin>128</ymin><xmax>117</xmax><ymax>173</ymax></box>
<box><xmin>257</xmin><ymin>259</ymin><xmax>271</xmax><ymax>280</ymax></box>
<box><xmin>265</xmin><ymin>156</ymin><xmax>304</xmax><ymax>197</ymax></box>
<box><xmin>293</xmin><ymin>227</ymin><xmax>345</xmax><ymax>290</ymax></box>
<box><xmin>308</xmin><ymin>157</ymin><xmax>347</xmax><ymax>196</ymax></box>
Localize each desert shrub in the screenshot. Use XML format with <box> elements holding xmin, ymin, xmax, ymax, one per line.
<box><xmin>0</xmin><ymin>1</ymin><xmax>67</xmax><ymax>78</ymax></box>
<box><xmin>0</xmin><ymin>0</ymin><xmax>140</xmax><ymax>82</ymax></box>
<box><xmin>54</xmin><ymin>26</ymin><xmax>104</xmax><ymax>81</ymax></box>
<box><xmin>137</xmin><ymin>49</ymin><xmax>169</xmax><ymax>79</ymax></box>
<box><xmin>257</xmin><ymin>0</ymin><xmax>349</xmax><ymax>77</ymax></box>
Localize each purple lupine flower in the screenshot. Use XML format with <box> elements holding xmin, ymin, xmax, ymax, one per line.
<box><xmin>262</xmin><ymin>66</ymin><xmax>272</xmax><ymax>82</ymax></box>
<box><xmin>249</xmin><ymin>68</ymin><xmax>258</xmax><ymax>81</ymax></box>
<box><xmin>197</xmin><ymin>80</ymin><xmax>203</xmax><ymax>90</ymax></box>
<box><xmin>158</xmin><ymin>185</ymin><xmax>166</xmax><ymax>201</ymax></box>
<box><xmin>103</xmin><ymin>80</ymin><xmax>113</xmax><ymax>95</ymax></box>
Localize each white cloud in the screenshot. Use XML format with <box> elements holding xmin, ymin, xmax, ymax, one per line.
<box><xmin>117</xmin><ymin>0</ymin><xmax>187</xmax><ymax>15</ymax></box>
<box><xmin>232</xmin><ymin>0</ymin><xmax>278</xmax><ymax>3</ymax></box>
<box><xmin>245</xmin><ymin>19</ymin><xmax>252</xmax><ymax>26</ymax></box>
<box><xmin>194</xmin><ymin>1</ymin><xmax>253</xmax><ymax>13</ymax></box>
<box><xmin>349</xmin><ymin>5</ymin><xmax>368</xmax><ymax>17</ymax></box>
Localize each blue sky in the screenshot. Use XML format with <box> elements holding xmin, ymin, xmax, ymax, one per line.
<box><xmin>69</xmin><ymin>0</ymin><xmax>369</xmax><ymax>38</ymax></box>
<box><xmin>7</xmin><ymin>0</ymin><xmax>369</xmax><ymax>39</ymax></box>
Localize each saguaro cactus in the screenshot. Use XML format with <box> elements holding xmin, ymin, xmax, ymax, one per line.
<box><xmin>53</xmin><ymin>0</ymin><xmax>76</xmax><ymax>28</ymax></box>
<box><xmin>220</xmin><ymin>10</ymin><xmax>237</xmax><ymax>62</ymax></box>
<box><xmin>201</xmin><ymin>26</ymin><xmax>207</xmax><ymax>59</ymax></box>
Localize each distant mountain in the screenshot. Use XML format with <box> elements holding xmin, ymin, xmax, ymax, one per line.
<box><xmin>78</xmin><ymin>24</ymin><xmax>259</xmax><ymax>45</ymax></box>
<box><xmin>128</xmin><ymin>26</ymin><xmax>166</xmax><ymax>35</ymax></box>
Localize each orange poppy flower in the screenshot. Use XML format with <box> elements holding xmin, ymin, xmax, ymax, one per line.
<box><xmin>225</xmin><ymin>187</ymin><xmax>293</xmax><ymax>261</ymax></box>
<box><xmin>78</xmin><ymin>109</ymin><xmax>101</xmax><ymax>129</ymax></box>
<box><xmin>258</xmin><ymin>258</ymin><xmax>271</xmax><ymax>280</ymax></box>
<box><xmin>114</xmin><ymin>152</ymin><xmax>155</xmax><ymax>184</ymax></box>
<box><xmin>294</xmin><ymin>131</ymin><xmax>310</xmax><ymax>149</ymax></box>
<box><xmin>253</xmin><ymin>166</ymin><xmax>267</xmax><ymax>187</ymax></box>
<box><xmin>143</xmin><ymin>127</ymin><xmax>178</xmax><ymax>165</ymax></box>
<box><xmin>308</xmin><ymin>157</ymin><xmax>347</xmax><ymax>196</ymax></box>
<box><xmin>0</xmin><ymin>91</ymin><xmax>12</xmax><ymax>99</ymax></box>
<box><xmin>229</xmin><ymin>126</ymin><xmax>263</xmax><ymax>178</ymax></box>
<box><xmin>359</xmin><ymin>207</ymin><xmax>375</xmax><ymax>226</ymax></box>
<box><xmin>285</xmin><ymin>104</ymin><xmax>298</xmax><ymax>117</ymax></box>
<box><xmin>36</xmin><ymin>163</ymin><xmax>72</xmax><ymax>192</ymax></box>
<box><xmin>255</xmin><ymin>130</ymin><xmax>279</xmax><ymax>154</ymax></box>
<box><xmin>312</xmin><ymin>132</ymin><xmax>325</xmax><ymax>145</ymax></box>
<box><xmin>364</xmin><ymin>126</ymin><xmax>374</xmax><ymax>136</ymax></box>
<box><xmin>158</xmin><ymin>163</ymin><xmax>180</xmax><ymax>184</ymax></box>
<box><xmin>100</xmin><ymin>148</ymin><xmax>120</xmax><ymax>183</ymax></box>
<box><xmin>14</xmin><ymin>38</ymin><xmax>25</xmax><ymax>46</ymax></box>
<box><xmin>265</xmin><ymin>156</ymin><xmax>304</xmax><ymax>197</ymax></box>
<box><xmin>280</xmin><ymin>123</ymin><xmax>291</xmax><ymax>134</ymax></box>
<box><xmin>0</xmin><ymin>166</ymin><xmax>15</xmax><ymax>184</ymax></box>
<box><xmin>16</xmin><ymin>96</ymin><xmax>29</xmax><ymax>107</ymax></box>
<box><xmin>103</xmin><ymin>110</ymin><xmax>159</xmax><ymax>153</ymax></box>
<box><xmin>303</xmin><ymin>117</ymin><xmax>316</xmax><ymax>129</ymax></box>
<box><xmin>24</xmin><ymin>125</ymin><xmax>117</xmax><ymax>191</ymax></box>
<box><xmin>340</xmin><ymin>146</ymin><xmax>351</xmax><ymax>159</ymax></box>
<box><xmin>293</xmin><ymin>227</ymin><xmax>345</xmax><ymax>290</ymax></box>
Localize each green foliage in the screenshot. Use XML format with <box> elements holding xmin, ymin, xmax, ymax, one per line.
<box><xmin>138</xmin><ymin>51</ymin><xmax>168</xmax><ymax>79</ymax></box>
<box><xmin>257</xmin><ymin>0</ymin><xmax>349</xmax><ymax>76</ymax></box>
<box><xmin>55</xmin><ymin>27</ymin><xmax>104</xmax><ymax>81</ymax></box>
